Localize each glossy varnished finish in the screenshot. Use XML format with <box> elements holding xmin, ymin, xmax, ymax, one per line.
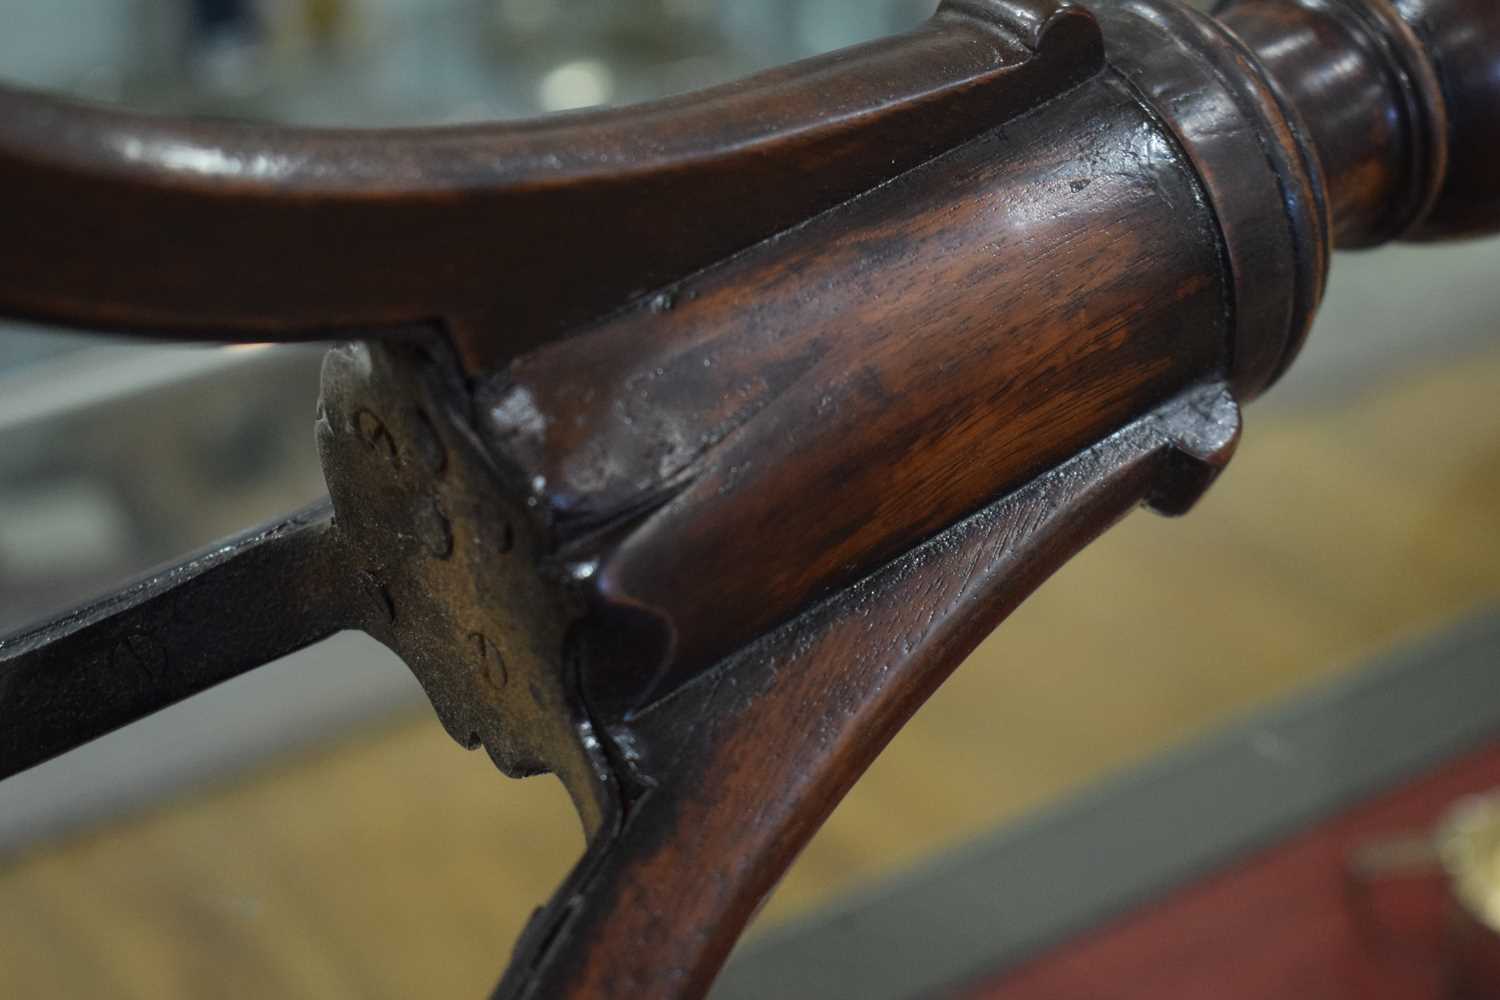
<box><xmin>0</xmin><ymin>2</ymin><xmax>1499</xmax><ymax>998</ymax></box>
<box><xmin>1218</xmin><ymin>0</ymin><xmax>1448</xmax><ymax>247</ymax></box>
<box><xmin>1095</xmin><ymin>0</ymin><xmax>1330</xmax><ymax>396</ymax></box>
<box><xmin>497</xmin><ymin>387</ymin><xmax>1240</xmax><ymax>999</ymax></box>
<box><xmin>1393</xmin><ymin>0</ymin><xmax>1500</xmax><ymax>239</ymax></box>
<box><xmin>0</xmin><ymin>0</ymin><xmax>1100</xmax><ymax>371</ymax></box>
<box><xmin>1219</xmin><ymin>0</ymin><xmax>1500</xmax><ymax>243</ymax></box>
<box><xmin>490</xmin><ymin>75</ymin><xmax>1228</xmax><ymax>705</ymax></box>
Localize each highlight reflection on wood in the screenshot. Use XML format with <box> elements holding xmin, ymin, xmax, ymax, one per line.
<box><xmin>3</xmin><ymin>348</ymin><xmax>1498</xmax><ymax>1000</ymax></box>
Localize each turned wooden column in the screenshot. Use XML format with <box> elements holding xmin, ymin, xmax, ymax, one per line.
<box><xmin>0</xmin><ymin>3</ymin><xmax>1497</xmax><ymax>997</ymax></box>
<box><xmin>1219</xmin><ymin>0</ymin><xmax>1500</xmax><ymax>242</ymax></box>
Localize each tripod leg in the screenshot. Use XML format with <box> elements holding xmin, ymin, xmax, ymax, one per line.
<box><xmin>495</xmin><ymin>385</ymin><xmax>1239</xmax><ymax>999</ymax></box>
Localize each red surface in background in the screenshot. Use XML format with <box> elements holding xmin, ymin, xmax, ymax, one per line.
<box><xmin>958</xmin><ymin>739</ymin><xmax>1500</xmax><ymax>1000</ymax></box>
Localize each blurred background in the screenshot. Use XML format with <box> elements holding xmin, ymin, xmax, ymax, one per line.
<box><xmin>1</xmin><ymin>2</ymin><xmax>1499</xmax><ymax>998</ymax></box>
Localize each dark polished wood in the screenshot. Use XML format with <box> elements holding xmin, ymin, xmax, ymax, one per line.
<box><xmin>1393</xmin><ymin>0</ymin><xmax>1500</xmax><ymax>239</ymax></box>
<box><xmin>0</xmin><ymin>1</ymin><xmax>1498</xmax><ymax>998</ymax></box>
<box><xmin>1218</xmin><ymin>0</ymin><xmax>1449</xmax><ymax>247</ymax></box>
<box><xmin>493</xmin><ymin>73</ymin><xmax>1229</xmax><ymax>705</ymax></box>
<box><xmin>1217</xmin><ymin>0</ymin><xmax>1500</xmax><ymax>243</ymax></box>
<box><xmin>1094</xmin><ymin>0</ymin><xmax>1331</xmax><ymax>395</ymax></box>
<box><xmin>0</xmin><ymin>0</ymin><xmax>1100</xmax><ymax>371</ymax></box>
<box><xmin>497</xmin><ymin>385</ymin><xmax>1240</xmax><ymax>999</ymax></box>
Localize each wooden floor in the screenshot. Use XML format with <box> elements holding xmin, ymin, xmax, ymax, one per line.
<box><xmin>3</xmin><ymin>348</ymin><xmax>1499</xmax><ymax>999</ymax></box>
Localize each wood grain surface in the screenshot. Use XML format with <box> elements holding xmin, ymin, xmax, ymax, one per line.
<box><xmin>0</xmin><ymin>1</ymin><xmax>1496</xmax><ymax>995</ymax></box>
<box><xmin>2</xmin><ymin>344</ymin><xmax>1497</xmax><ymax>999</ymax></box>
